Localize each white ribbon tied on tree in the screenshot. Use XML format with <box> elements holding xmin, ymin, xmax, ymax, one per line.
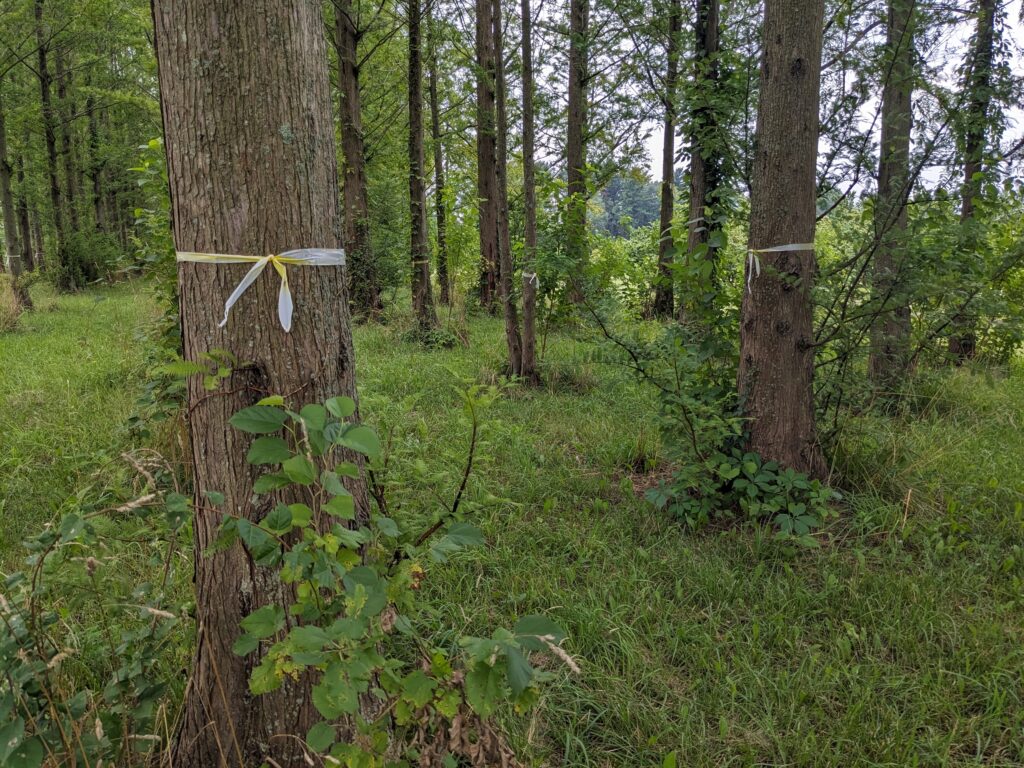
<box><xmin>746</xmin><ymin>243</ymin><xmax>815</xmax><ymax>293</ymax></box>
<box><xmin>176</xmin><ymin>248</ymin><xmax>346</xmax><ymax>332</ymax></box>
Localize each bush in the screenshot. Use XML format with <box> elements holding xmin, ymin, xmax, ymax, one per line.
<box><xmin>0</xmin><ymin>274</ymin><xmax>20</xmax><ymax>331</ymax></box>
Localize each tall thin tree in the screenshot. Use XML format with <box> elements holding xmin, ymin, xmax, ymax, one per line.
<box><xmin>476</xmin><ymin>0</ymin><xmax>500</xmax><ymax>312</ymax></box>
<box><xmin>152</xmin><ymin>0</ymin><xmax>369</xmax><ymax>763</ymax></box>
<box><xmin>868</xmin><ymin>0</ymin><xmax>915</xmax><ymax>384</ymax></box>
<box><xmin>35</xmin><ymin>0</ymin><xmax>68</xmax><ymax>283</ymax></box>
<box><xmin>737</xmin><ymin>0</ymin><xmax>827</xmax><ymax>477</ymax></box>
<box><xmin>409</xmin><ymin>0</ymin><xmax>438</xmax><ymax>330</ymax></box>
<box><xmin>520</xmin><ymin>0</ymin><xmax>540</xmax><ymax>382</ymax></box>
<box><xmin>652</xmin><ymin>0</ymin><xmax>682</xmax><ymax>318</ymax></box>
<box><xmin>565</xmin><ymin>0</ymin><xmax>589</xmax><ymax>297</ymax></box>
<box><xmin>428</xmin><ymin>10</ymin><xmax>451</xmax><ymax>305</ymax></box>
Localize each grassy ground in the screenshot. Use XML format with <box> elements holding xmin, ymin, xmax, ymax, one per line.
<box><xmin>0</xmin><ymin>282</ymin><xmax>159</xmax><ymax>567</ymax></box>
<box><xmin>3</xmin><ymin>282</ymin><xmax>1023</xmax><ymax>766</ymax></box>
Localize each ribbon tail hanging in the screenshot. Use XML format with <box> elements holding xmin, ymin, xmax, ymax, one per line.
<box><xmin>219</xmin><ymin>256</ymin><xmax>271</xmax><ymax>328</ymax></box>
<box><xmin>272</xmin><ymin>259</ymin><xmax>293</xmax><ymax>332</ymax></box>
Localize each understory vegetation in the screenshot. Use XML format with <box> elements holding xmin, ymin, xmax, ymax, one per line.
<box><xmin>2</xmin><ymin>281</ymin><xmax>1021</xmax><ymax>766</ymax></box>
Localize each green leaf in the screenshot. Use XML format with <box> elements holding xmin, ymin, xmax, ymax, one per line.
<box><xmin>335</xmin><ymin>462</ymin><xmax>360</xmax><ymax>478</ymax></box>
<box><xmin>321</xmin><ymin>470</ymin><xmax>347</xmax><ymax>496</ymax></box>
<box><xmin>306</xmin><ymin>721</ymin><xmax>335</xmax><ymax>752</ymax></box>
<box><xmin>247</xmin><ymin>437</ymin><xmax>292</xmax><ymax>465</ymax></box>
<box><xmin>232</xmin><ymin>633</ymin><xmax>259</xmax><ymax>656</ymax></box>
<box><xmin>445</xmin><ymin>522</ymin><xmax>484</xmax><ymax>547</ymax></box>
<box><xmin>465</xmin><ymin>662</ymin><xmax>504</xmax><ymax>717</ymax></box>
<box><xmin>325</xmin><ymin>396</ymin><xmax>356</xmax><ymax>418</ymax></box>
<box><xmin>300</xmin><ymin>404</ymin><xmax>328</xmax><ymax>430</ymax></box>
<box><xmin>204</xmin><ymin>490</ymin><xmax>225</xmax><ymax>505</ymax></box>
<box><xmin>514</xmin><ymin>615</ymin><xmax>566</xmax><ymax>652</ymax></box>
<box><xmin>324</xmin><ymin>492</ymin><xmax>355</xmax><ymax>520</ymax></box>
<box><xmin>663</xmin><ymin>751</ymin><xmax>678</xmax><ymax>768</ymax></box>
<box><xmin>289</xmin><ymin>503</ymin><xmax>313</xmax><ymax>527</ymax></box>
<box><xmin>504</xmin><ymin>645</ymin><xmax>533</xmax><ymax>697</ymax></box>
<box><xmin>7</xmin><ymin>737</ymin><xmax>43</xmax><ymax>768</ymax></box>
<box><xmin>250</xmin><ymin>658</ymin><xmax>282</xmax><ymax>694</ymax></box>
<box><xmin>262</xmin><ymin>504</ymin><xmax>292</xmax><ymax>534</ymax></box>
<box><xmin>253</xmin><ymin>472</ymin><xmax>292</xmax><ymax>493</ymax></box>
<box><xmin>0</xmin><ymin>718</ymin><xmax>24</xmax><ymax>762</ymax></box>
<box><xmin>256</xmin><ymin>395</ymin><xmax>285</xmax><ymax>406</ymax></box>
<box><xmin>59</xmin><ymin>513</ymin><xmax>85</xmax><ymax>542</ymax></box>
<box><xmin>229</xmin><ymin>405</ymin><xmax>288</xmax><ymax>434</ymax></box>
<box><xmin>240</xmin><ymin>604</ymin><xmax>285</xmax><ymax>638</ymax></box>
<box><xmin>401</xmin><ymin>670</ymin><xmax>436</xmax><ymax>708</ymax></box>
<box><xmin>312</xmin><ymin>665</ymin><xmax>360</xmax><ymax>718</ymax></box>
<box><xmin>336</xmin><ymin>425</ymin><xmax>380</xmax><ymax>458</ymax></box>
<box><xmin>282</xmin><ymin>455</ymin><xmax>317</xmax><ymax>485</ymax></box>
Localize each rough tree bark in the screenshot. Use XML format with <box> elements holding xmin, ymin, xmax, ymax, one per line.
<box><xmin>652</xmin><ymin>0</ymin><xmax>682</xmax><ymax>319</ymax></box>
<box><xmin>948</xmin><ymin>0</ymin><xmax>996</xmax><ymax>363</ymax></box>
<box><xmin>152</xmin><ymin>1</ymin><xmax>370</xmax><ymax>764</ymax></box>
<box><xmin>0</xmin><ymin>82</ymin><xmax>28</xmax><ymax>305</ymax></box>
<box><xmin>335</xmin><ymin>0</ymin><xmax>383</xmax><ymax>316</ymax></box>
<box><xmin>409</xmin><ymin>0</ymin><xmax>438</xmax><ymax>331</ymax></box>
<box><xmin>737</xmin><ymin>0</ymin><xmax>826</xmax><ymax>478</ymax></box>
<box><xmin>868</xmin><ymin>0</ymin><xmax>915</xmax><ymax>385</ymax></box>
<box><xmin>428</xmin><ymin>12</ymin><xmax>450</xmax><ymax>305</ymax></box>
<box><xmin>494</xmin><ymin>0</ymin><xmax>523</xmax><ymax>374</ymax></box>
<box><xmin>30</xmin><ymin>204</ymin><xmax>44</xmax><ymax>270</ymax></box>
<box><xmin>17</xmin><ymin>156</ymin><xmax>34</xmax><ymax>272</ymax></box>
<box><xmin>565</xmin><ymin>0</ymin><xmax>589</xmax><ymax>297</ymax></box>
<box><xmin>476</xmin><ymin>0</ymin><xmax>500</xmax><ymax>312</ymax></box>
<box><xmin>35</xmin><ymin>0</ymin><xmax>68</xmax><ymax>283</ymax></box>
<box><xmin>55</xmin><ymin>47</ymin><xmax>80</xmax><ymax>234</ymax></box>
<box><xmin>520</xmin><ymin>0</ymin><xmax>540</xmax><ymax>383</ymax></box>
<box><xmin>86</xmin><ymin>89</ymin><xmax>105</xmax><ymax>232</ymax></box>
<box><xmin>679</xmin><ymin>0</ymin><xmax>723</xmax><ymax>322</ymax></box>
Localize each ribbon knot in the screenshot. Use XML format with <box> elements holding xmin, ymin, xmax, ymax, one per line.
<box><xmin>176</xmin><ymin>248</ymin><xmax>346</xmax><ymax>332</ymax></box>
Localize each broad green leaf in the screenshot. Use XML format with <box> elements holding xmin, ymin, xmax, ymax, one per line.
<box><xmin>240</xmin><ymin>604</ymin><xmax>285</xmax><ymax>638</ymax></box>
<box><xmin>306</xmin><ymin>721</ymin><xmax>335</xmax><ymax>752</ymax></box>
<box><xmin>504</xmin><ymin>645</ymin><xmax>533</xmax><ymax>697</ymax></box>
<box><xmin>229</xmin><ymin>405</ymin><xmax>288</xmax><ymax>434</ymax></box>
<box><xmin>250</xmin><ymin>657</ymin><xmax>282</xmax><ymax>694</ymax></box>
<box><xmin>247</xmin><ymin>437</ymin><xmax>292</xmax><ymax>465</ymax></box>
<box><xmin>253</xmin><ymin>472</ymin><xmax>292</xmax><ymax>493</ymax></box>
<box><xmin>324</xmin><ymin>492</ymin><xmax>355</xmax><ymax>520</ymax></box>
<box><xmin>0</xmin><ymin>718</ymin><xmax>24</xmax><ymax>762</ymax></box>
<box><xmin>256</xmin><ymin>395</ymin><xmax>285</xmax><ymax>406</ymax></box>
<box><xmin>325</xmin><ymin>396</ymin><xmax>356</xmax><ymax>418</ymax></box>
<box><xmin>289</xmin><ymin>503</ymin><xmax>313</xmax><ymax>527</ymax></box>
<box><xmin>300</xmin><ymin>404</ymin><xmax>328</xmax><ymax>430</ymax></box>
<box><xmin>262</xmin><ymin>504</ymin><xmax>292</xmax><ymax>533</ymax></box>
<box><xmin>464</xmin><ymin>662</ymin><xmax>503</xmax><ymax>717</ymax></box>
<box><xmin>514</xmin><ymin>615</ymin><xmax>566</xmax><ymax>652</ymax></box>
<box><xmin>336</xmin><ymin>425</ymin><xmax>380</xmax><ymax>458</ymax></box>
<box><xmin>282</xmin><ymin>455</ymin><xmax>317</xmax><ymax>485</ymax></box>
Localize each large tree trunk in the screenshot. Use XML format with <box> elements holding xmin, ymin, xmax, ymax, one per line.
<box><xmin>428</xmin><ymin>13</ymin><xmax>450</xmax><ymax>305</ymax></box>
<box><xmin>86</xmin><ymin>89</ymin><xmax>105</xmax><ymax>232</ymax></box>
<box><xmin>737</xmin><ymin>0</ymin><xmax>826</xmax><ymax>478</ymax></box>
<box><xmin>35</xmin><ymin>0</ymin><xmax>68</xmax><ymax>284</ymax></box>
<box><xmin>948</xmin><ymin>0</ymin><xmax>996</xmax><ymax>363</ymax></box>
<box><xmin>565</xmin><ymin>0</ymin><xmax>588</xmax><ymax>297</ymax></box>
<box><xmin>494</xmin><ymin>0</ymin><xmax>523</xmax><ymax>374</ymax></box>
<box><xmin>652</xmin><ymin>0</ymin><xmax>682</xmax><ymax>319</ymax></box>
<box><xmin>520</xmin><ymin>0</ymin><xmax>540</xmax><ymax>383</ymax></box>
<box><xmin>30</xmin><ymin>204</ymin><xmax>44</xmax><ymax>270</ymax></box>
<box><xmin>409</xmin><ymin>0</ymin><xmax>438</xmax><ymax>331</ymax></box>
<box><xmin>867</xmin><ymin>0</ymin><xmax>915</xmax><ymax>385</ymax></box>
<box><xmin>679</xmin><ymin>0</ymin><xmax>723</xmax><ymax>321</ymax></box>
<box><xmin>475</xmin><ymin>0</ymin><xmax>500</xmax><ymax>313</ymax></box>
<box><xmin>152</xmin><ymin>1</ymin><xmax>369</xmax><ymax>764</ymax></box>
<box><xmin>0</xmin><ymin>82</ymin><xmax>28</xmax><ymax>305</ymax></box>
<box><xmin>335</xmin><ymin>0</ymin><xmax>383</xmax><ymax>316</ymax></box>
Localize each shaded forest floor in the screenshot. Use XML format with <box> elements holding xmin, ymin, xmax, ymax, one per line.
<box><xmin>2</xmin><ymin>281</ymin><xmax>1023</xmax><ymax>766</ymax></box>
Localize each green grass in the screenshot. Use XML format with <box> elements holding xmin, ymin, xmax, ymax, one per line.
<box><xmin>3</xmin><ymin>282</ymin><xmax>1023</xmax><ymax>766</ymax></box>
<box><xmin>0</xmin><ymin>281</ymin><xmax>159</xmax><ymax>566</ymax></box>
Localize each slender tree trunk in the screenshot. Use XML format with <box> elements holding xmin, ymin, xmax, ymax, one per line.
<box><xmin>409</xmin><ymin>0</ymin><xmax>438</xmax><ymax>330</ymax></box>
<box><xmin>737</xmin><ymin>0</ymin><xmax>826</xmax><ymax>478</ymax></box>
<box><xmin>152</xmin><ymin>1</ymin><xmax>369</xmax><ymax>764</ymax></box>
<box><xmin>493</xmin><ymin>0</ymin><xmax>523</xmax><ymax>374</ymax></box>
<box><xmin>476</xmin><ymin>0</ymin><xmax>500</xmax><ymax>312</ymax></box>
<box><xmin>55</xmin><ymin>47</ymin><xmax>80</xmax><ymax>234</ymax></box>
<box><xmin>35</xmin><ymin>0</ymin><xmax>69</xmax><ymax>284</ymax></box>
<box><xmin>0</xmin><ymin>84</ymin><xmax>27</xmax><ymax>305</ymax></box>
<box><xmin>652</xmin><ymin>0</ymin><xmax>682</xmax><ymax>318</ymax></box>
<box><xmin>520</xmin><ymin>0</ymin><xmax>540</xmax><ymax>383</ymax></box>
<box><xmin>30</xmin><ymin>204</ymin><xmax>44</xmax><ymax>270</ymax></box>
<box><xmin>86</xmin><ymin>90</ymin><xmax>105</xmax><ymax>232</ymax></box>
<box><xmin>679</xmin><ymin>0</ymin><xmax>723</xmax><ymax>321</ymax></box>
<box><xmin>948</xmin><ymin>0</ymin><xmax>996</xmax><ymax>363</ymax></box>
<box><xmin>17</xmin><ymin>157</ymin><xmax>34</xmax><ymax>272</ymax></box>
<box><xmin>868</xmin><ymin>0</ymin><xmax>915</xmax><ymax>384</ymax></box>
<box><xmin>335</xmin><ymin>0</ymin><xmax>383</xmax><ymax>316</ymax></box>
<box><xmin>565</xmin><ymin>0</ymin><xmax>589</xmax><ymax>298</ymax></box>
<box><xmin>428</xmin><ymin>13</ymin><xmax>450</xmax><ymax>305</ymax></box>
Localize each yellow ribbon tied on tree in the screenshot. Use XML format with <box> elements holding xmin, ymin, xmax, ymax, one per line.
<box><xmin>176</xmin><ymin>248</ymin><xmax>346</xmax><ymax>332</ymax></box>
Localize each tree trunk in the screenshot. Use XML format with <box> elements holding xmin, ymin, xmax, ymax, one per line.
<box><xmin>35</xmin><ymin>0</ymin><xmax>68</xmax><ymax>284</ymax></box>
<box><xmin>152</xmin><ymin>1</ymin><xmax>369</xmax><ymax>764</ymax></box>
<box><xmin>335</xmin><ymin>0</ymin><xmax>383</xmax><ymax>316</ymax></box>
<box><xmin>30</xmin><ymin>204</ymin><xmax>44</xmax><ymax>270</ymax></box>
<box><xmin>867</xmin><ymin>0</ymin><xmax>914</xmax><ymax>385</ymax></box>
<box><xmin>679</xmin><ymin>0</ymin><xmax>723</xmax><ymax>321</ymax></box>
<box><xmin>737</xmin><ymin>0</ymin><xmax>826</xmax><ymax>478</ymax></box>
<box><xmin>428</xmin><ymin>12</ymin><xmax>450</xmax><ymax>305</ymax></box>
<box><xmin>475</xmin><ymin>0</ymin><xmax>500</xmax><ymax>313</ymax></box>
<box><xmin>652</xmin><ymin>0</ymin><xmax>682</xmax><ymax>319</ymax></box>
<box><xmin>408</xmin><ymin>0</ymin><xmax>437</xmax><ymax>331</ymax></box>
<box><xmin>17</xmin><ymin>156</ymin><xmax>34</xmax><ymax>272</ymax></box>
<box><xmin>0</xmin><ymin>85</ymin><xmax>23</xmax><ymax>293</ymax></box>
<box><xmin>55</xmin><ymin>47</ymin><xmax>81</xmax><ymax>234</ymax></box>
<box><xmin>520</xmin><ymin>0</ymin><xmax>540</xmax><ymax>383</ymax></box>
<box><xmin>86</xmin><ymin>90</ymin><xmax>105</xmax><ymax>232</ymax></box>
<box><xmin>948</xmin><ymin>0</ymin><xmax>996</xmax><ymax>363</ymax></box>
<box><xmin>494</xmin><ymin>0</ymin><xmax>523</xmax><ymax>374</ymax></box>
<box><xmin>565</xmin><ymin>0</ymin><xmax>588</xmax><ymax>297</ymax></box>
